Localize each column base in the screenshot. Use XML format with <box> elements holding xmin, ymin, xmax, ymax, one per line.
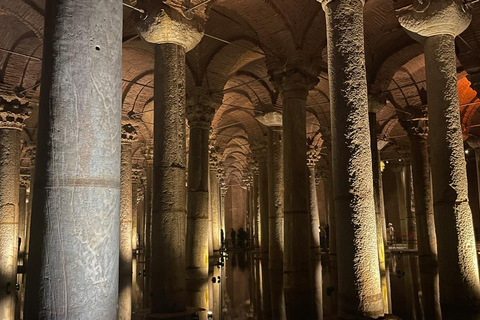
<box><xmin>133</xmin><ymin>307</ymin><xmax>205</xmax><ymax>320</ymax></box>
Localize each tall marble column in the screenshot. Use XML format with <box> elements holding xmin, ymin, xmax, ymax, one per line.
<box><xmin>24</xmin><ymin>0</ymin><xmax>123</xmax><ymax>316</ymax></box>
<box><xmin>257</xmin><ymin>112</ymin><xmax>286</xmax><ymax>320</ymax></box>
<box><xmin>368</xmin><ymin>98</ymin><xmax>390</xmax><ymax>314</ymax></box>
<box><xmin>252</xmin><ymin>142</ymin><xmax>269</xmax><ymax>253</ymax></box>
<box><xmin>320</xmin><ymin>0</ymin><xmax>384</xmax><ymax>316</ymax></box>
<box><xmin>137</xmin><ymin>6</ymin><xmax>203</xmax><ymax>315</ymax></box>
<box><xmin>119</xmin><ymin>123</ymin><xmax>137</xmax><ymax>320</ymax></box>
<box><xmin>0</xmin><ymin>100</ymin><xmax>30</xmax><ymax>320</ymax></box>
<box><xmin>307</xmin><ymin>146</ymin><xmax>323</xmax><ymax>320</ymax></box>
<box><xmin>401</xmin><ymin>116</ymin><xmax>441</xmax><ymax>318</ymax></box>
<box><xmin>273</xmin><ymin>71</ymin><xmax>316</xmax><ymax>319</ymax></box>
<box><xmin>186</xmin><ymin>103</ymin><xmax>215</xmax><ymax>317</ymax></box>
<box><xmin>399</xmin><ymin>2</ymin><xmax>480</xmax><ymax>315</ymax></box>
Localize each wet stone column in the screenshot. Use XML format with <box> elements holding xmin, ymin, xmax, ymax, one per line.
<box><xmin>186</xmin><ymin>104</ymin><xmax>215</xmax><ymax>318</ymax></box>
<box><xmin>399</xmin><ymin>1</ymin><xmax>480</xmax><ymax>316</ymax></box>
<box><xmin>137</xmin><ymin>7</ymin><xmax>203</xmax><ymax>315</ymax></box>
<box><xmin>274</xmin><ymin>71</ymin><xmax>316</xmax><ymax>319</ymax></box>
<box><xmin>0</xmin><ymin>100</ymin><xmax>30</xmax><ymax>320</ymax></box>
<box><xmin>257</xmin><ymin>112</ymin><xmax>286</xmax><ymax>320</ymax></box>
<box><xmin>252</xmin><ymin>143</ymin><xmax>269</xmax><ymax>253</ymax></box>
<box><xmin>368</xmin><ymin>98</ymin><xmax>390</xmax><ymax>314</ymax></box>
<box><xmin>307</xmin><ymin>146</ymin><xmax>323</xmax><ymax>319</ymax></box>
<box><xmin>320</xmin><ymin>0</ymin><xmax>384</xmax><ymax>316</ymax></box>
<box><xmin>24</xmin><ymin>0</ymin><xmax>123</xmax><ymax>316</ymax></box>
<box><xmin>120</xmin><ymin>124</ymin><xmax>137</xmax><ymax>320</ymax></box>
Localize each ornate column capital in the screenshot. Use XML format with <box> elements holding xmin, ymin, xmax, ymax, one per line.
<box><xmin>399</xmin><ymin>106</ymin><xmax>429</xmax><ymax>139</ymax></box>
<box><xmin>0</xmin><ymin>99</ymin><xmax>31</xmax><ymax>130</ymax></box>
<box><xmin>368</xmin><ymin>95</ymin><xmax>387</xmax><ymax>114</ymax></box>
<box><xmin>136</xmin><ymin>3</ymin><xmax>204</xmax><ymax>52</ymax></box>
<box><xmin>186</xmin><ymin>104</ymin><xmax>215</xmax><ymax>129</ymax></box>
<box><xmin>271</xmin><ymin>70</ymin><xmax>318</xmax><ymax>100</ymax></box>
<box><xmin>397</xmin><ymin>0</ymin><xmax>471</xmax><ymax>41</ymax></box>
<box><xmin>307</xmin><ymin>145</ymin><xmax>321</xmax><ymax>168</ymax></box>
<box><xmin>250</xmin><ymin>141</ymin><xmax>267</xmax><ymax>163</ymax></box>
<box><xmin>255</xmin><ymin>111</ymin><xmax>283</xmax><ymax>129</ymax></box>
<box><xmin>20</xmin><ymin>174</ymin><xmax>30</xmax><ymax>189</ymax></box>
<box><xmin>121</xmin><ymin>123</ymin><xmax>138</xmax><ymax>144</ymax></box>
<box><xmin>24</xmin><ymin>145</ymin><xmax>36</xmax><ymax>167</ymax></box>
<box><xmin>142</xmin><ymin>141</ymin><xmax>154</xmax><ymax>164</ymax></box>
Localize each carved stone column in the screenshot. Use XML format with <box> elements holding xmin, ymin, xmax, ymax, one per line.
<box><xmin>137</xmin><ymin>6</ymin><xmax>204</xmax><ymax>314</ymax></box>
<box><xmin>368</xmin><ymin>96</ymin><xmax>390</xmax><ymax>314</ymax></box>
<box><xmin>24</xmin><ymin>0</ymin><xmax>123</xmax><ymax>316</ymax></box>
<box><xmin>398</xmin><ymin>1</ymin><xmax>480</xmax><ymax>315</ymax></box>
<box><xmin>320</xmin><ymin>0</ymin><xmax>383</xmax><ymax>316</ymax></box>
<box><xmin>257</xmin><ymin>112</ymin><xmax>286</xmax><ymax>320</ymax></box>
<box><xmin>401</xmin><ymin>116</ymin><xmax>441</xmax><ymax>319</ymax></box>
<box><xmin>307</xmin><ymin>145</ymin><xmax>323</xmax><ymax>320</ymax></box>
<box><xmin>273</xmin><ymin>71</ymin><xmax>316</xmax><ymax>319</ymax></box>
<box><xmin>186</xmin><ymin>103</ymin><xmax>215</xmax><ymax>317</ymax></box>
<box><xmin>119</xmin><ymin>123</ymin><xmax>137</xmax><ymax>320</ymax></box>
<box><xmin>251</xmin><ymin>142</ymin><xmax>269</xmax><ymax>253</ymax></box>
<box><xmin>0</xmin><ymin>100</ymin><xmax>30</xmax><ymax>320</ymax></box>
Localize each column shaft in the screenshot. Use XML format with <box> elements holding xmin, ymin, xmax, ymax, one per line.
<box><xmin>24</xmin><ymin>0</ymin><xmax>122</xmax><ymax>316</ymax></box>
<box><xmin>0</xmin><ymin>129</ymin><xmax>21</xmax><ymax>319</ymax></box>
<box><xmin>143</xmin><ymin>149</ymin><xmax>153</xmax><ymax>308</ymax></box>
<box><xmin>209</xmin><ymin>169</ymin><xmax>221</xmax><ymax>251</ymax></box>
<box><xmin>323</xmin><ymin>0</ymin><xmax>383</xmax><ymax>316</ymax></box>
<box><xmin>259</xmin><ymin>157</ymin><xmax>269</xmax><ymax>253</ymax></box>
<box><xmin>151</xmin><ymin>43</ymin><xmax>187</xmax><ymax>313</ymax></box>
<box><xmin>425</xmin><ymin>34</ymin><xmax>480</xmax><ymax>314</ymax></box>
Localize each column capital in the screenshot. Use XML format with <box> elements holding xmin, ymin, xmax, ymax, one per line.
<box><xmin>397</xmin><ymin>0</ymin><xmax>471</xmax><ymax>41</ymax></box>
<box><xmin>136</xmin><ymin>4</ymin><xmax>204</xmax><ymax>52</ymax></box>
<box><xmin>467</xmin><ymin>135</ymin><xmax>480</xmax><ymax>150</ymax></box>
<box><xmin>307</xmin><ymin>145</ymin><xmax>321</xmax><ymax>168</ymax></box>
<box><xmin>121</xmin><ymin>123</ymin><xmax>138</xmax><ymax>144</ymax></box>
<box><xmin>250</xmin><ymin>141</ymin><xmax>268</xmax><ymax>162</ymax></box>
<box><xmin>368</xmin><ymin>95</ymin><xmax>387</xmax><ymax>113</ymax></box>
<box><xmin>0</xmin><ymin>99</ymin><xmax>31</xmax><ymax>130</ymax></box>
<box><xmin>186</xmin><ymin>104</ymin><xmax>215</xmax><ymax>129</ymax></box>
<box><xmin>24</xmin><ymin>145</ymin><xmax>36</xmax><ymax>166</ymax></box>
<box><xmin>271</xmin><ymin>69</ymin><xmax>318</xmax><ymax>100</ymax></box>
<box><xmin>255</xmin><ymin>111</ymin><xmax>283</xmax><ymax>128</ymax></box>
<box><xmin>400</xmin><ymin>118</ymin><xmax>429</xmax><ymax>139</ymax></box>
<box><xmin>209</xmin><ymin>145</ymin><xmax>220</xmax><ymax>169</ymax></box>
<box><xmin>319</xmin><ymin>0</ymin><xmax>365</xmax><ymax>9</ymax></box>
<box><xmin>142</xmin><ymin>141</ymin><xmax>154</xmax><ymax>164</ymax></box>
<box><xmin>132</xmin><ymin>166</ymin><xmax>145</xmax><ymax>184</ymax></box>
<box><xmin>20</xmin><ymin>174</ymin><xmax>30</xmax><ymax>189</ymax></box>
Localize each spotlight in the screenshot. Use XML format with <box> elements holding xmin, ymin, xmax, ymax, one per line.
<box><xmin>207</xmin><ymin>311</ymin><xmax>213</xmax><ymax>319</ymax></box>
<box><xmin>466</xmin><ymin>149</ymin><xmax>470</xmax><ymax>155</ymax></box>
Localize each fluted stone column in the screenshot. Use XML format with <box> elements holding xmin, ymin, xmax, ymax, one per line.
<box><xmin>401</xmin><ymin>116</ymin><xmax>441</xmax><ymax>318</ymax></box>
<box><xmin>119</xmin><ymin>124</ymin><xmax>137</xmax><ymax>320</ymax></box>
<box><xmin>0</xmin><ymin>100</ymin><xmax>30</xmax><ymax>320</ymax></box>
<box><xmin>320</xmin><ymin>0</ymin><xmax>383</xmax><ymax>316</ymax></box>
<box><xmin>252</xmin><ymin>143</ymin><xmax>269</xmax><ymax>253</ymax></box>
<box><xmin>368</xmin><ymin>99</ymin><xmax>390</xmax><ymax>314</ymax></box>
<box><xmin>186</xmin><ymin>104</ymin><xmax>215</xmax><ymax>317</ymax></box>
<box><xmin>257</xmin><ymin>112</ymin><xmax>286</xmax><ymax>320</ymax></box>
<box><xmin>24</xmin><ymin>0</ymin><xmax>122</xmax><ymax>316</ymax></box>
<box><xmin>307</xmin><ymin>146</ymin><xmax>323</xmax><ymax>320</ymax></box>
<box><xmin>142</xmin><ymin>142</ymin><xmax>153</xmax><ymax>308</ymax></box>
<box><xmin>137</xmin><ymin>7</ymin><xmax>203</xmax><ymax>315</ymax></box>
<box><xmin>399</xmin><ymin>2</ymin><xmax>480</xmax><ymax>315</ymax></box>
<box><xmin>274</xmin><ymin>71</ymin><xmax>316</xmax><ymax>319</ymax></box>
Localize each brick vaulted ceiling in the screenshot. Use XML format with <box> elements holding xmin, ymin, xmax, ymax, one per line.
<box><xmin>1</xmin><ymin>0</ymin><xmax>480</xmax><ymax>184</ymax></box>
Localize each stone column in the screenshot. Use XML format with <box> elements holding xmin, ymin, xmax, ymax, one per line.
<box><xmin>307</xmin><ymin>146</ymin><xmax>323</xmax><ymax>320</ymax></box>
<box><xmin>257</xmin><ymin>112</ymin><xmax>286</xmax><ymax>320</ymax></box>
<box><xmin>467</xmin><ymin>136</ymin><xmax>480</xmax><ymax>217</ymax></box>
<box><xmin>142</xmin><ymin>142</ymin><xmax>153</xmax><ymax>309</ymax></box>
<box><xmin>17</xmin><ymin>173</ymin><xmax>29</xmax><ymax>320</ymax></box>
<box><xmin>24</xmin><ymin>0</ymin><xmax>122</xmax><ymax>316</ymax></box>
<box><xmin>252</xmin><ymin>166</ymin><xmax>260</xmax><ymax>248</ymax></box>
<box><xmin>399</xmin><ymin>2</ymin><xmax>480</xmax><ymax>315</ymax></box>
<box><xmin>137</xmin><ymin>7</ymin><xmax>203</xmax><ymax>315</ymax></box>
<box><xmin>320</xmin><ymin>0</ymin><xmax>384</xmax><ymax>316</ymax></box>
<box><xmin>119</xmin><ymin>124</ymin><xmax>137</xmax><ymax>320</ymax></box>
<box><xmin>186</xmin><ymin>104</ymin><xmax>215</xmax><ymax>317</ymax></box>
<box><xmin>252</xmin><ymin>142</ymin><xmax>269</xmax><ymax>253</ymax></box>
<box><xmin>401</xmin><ymin>117</ymin><xmax>441</xmax><ymax>318</ymax></box>
<box><xmin>391</xmin><ymin>163</ymin><xmax>408</xmax><ymax>244</ymax></box>
<box><xmin>209</xmin><ymin>147</ymin><xmax>221</xmax><ymax>252</ymax></box>
<box><xmin>273</xmin><ymin>71</ymin><xmax>315</xmax><ymax>319</ymax></box>
<box><xmin>0</xmin><ymin>100</ymin><xmax>30</xmax><ymax>320</ymax></box>
<box><xmin>368</xmin><ymin>99</ymin><xmax>390</xmax><ymax>314</ymax></box>
<box><xmin>132</xmin><ymin>167</ymin><xmax>145</xmax><ymax>311</ymax></box>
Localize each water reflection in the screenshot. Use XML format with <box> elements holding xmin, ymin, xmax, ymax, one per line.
<box><xmin>218</xmin><ymin>249</ymin><xmax>432</xmax><ymax>319</ymax></box>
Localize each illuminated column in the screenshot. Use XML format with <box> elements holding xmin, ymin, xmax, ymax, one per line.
<box><xmin>368</xmin><ymin>98</ymin><xmax>390</xmax><ymax>314</ymax></box>
<box><xmin>252</xmin><ymin>142</ymin><xmax>268</xmax><ymax>253</ymax></box>
<box><xmin>399</xmin><ymin>2</ymin><xmax>480</xmax><ymax>315</ymax></box>
<box><xmin>390</xmin><ymin>163</ymin><xmax>408</xmax><ymax>244</ymax></box>
<box><xmin>401</xmin><ymin>116</ymin><xmax>441</xmax><ymax>318</ymax></box>
<box><xmin>137</xmin><ymin>6</ymin><xmax>203</xmax><ymax>314</ymax></box>
<box><xmin>132</xmin><ymin>167</ymin><xmax>145</xmax><ymax>311</ymax></box>
<box><xmin>119</xmin><ymin>124</ymin><xmax>137</xmax><ymax>320</ymax></box>
<box><xmin>186</xmin><ymin>103</ymin><xmax>215</xmax><ymax>317</ymax></box>
<box><xmin>273</xmin><ymin>71</ymin><xmax>316</xmax><ymax>319</ymax></box>
<box><xmin>142</xmin><ymin>142</ymin><xmax>153</xmax><ymax>308</ymax></box>
<box><xmin>209</xmin><ymin>147</ymin><xmax>221</xmax><ymax>252</ymax></box>
<box><xmin>467</xmin><ymin>137</ymin><xmax>480</xmax><ymax>213</ymax></box>
<box><xmin>17</xmin><ymin>173</ymin><xmax>29</xmax><ymax>320</ymax></box>
<box><xmin>257</xmin><ymin>112</ymin><xmax>286</xmax><ymax>320</ymax></box>
<box><xmin>24</xmin><ymin>0</ymin><xmax>122</xmax><ymax>316</ymax></box>
<box><xmin>320</xmin><ymin>0</ymin><xmax>384</xmax><ymax>316</ymax></box>
<box><xmin>252</xmin><ymin>166</ymin><xmax>260</xmax><ymax>248</ymax></box>
<box><xmin>307</xmin><ymin>146</ymin><xmax>323</xmax><ymax>319</ymax></box>
<box><xmin>0</xmin><ymin>100</ymin><xmax>30</xmax><ymax>320</ymax></box>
